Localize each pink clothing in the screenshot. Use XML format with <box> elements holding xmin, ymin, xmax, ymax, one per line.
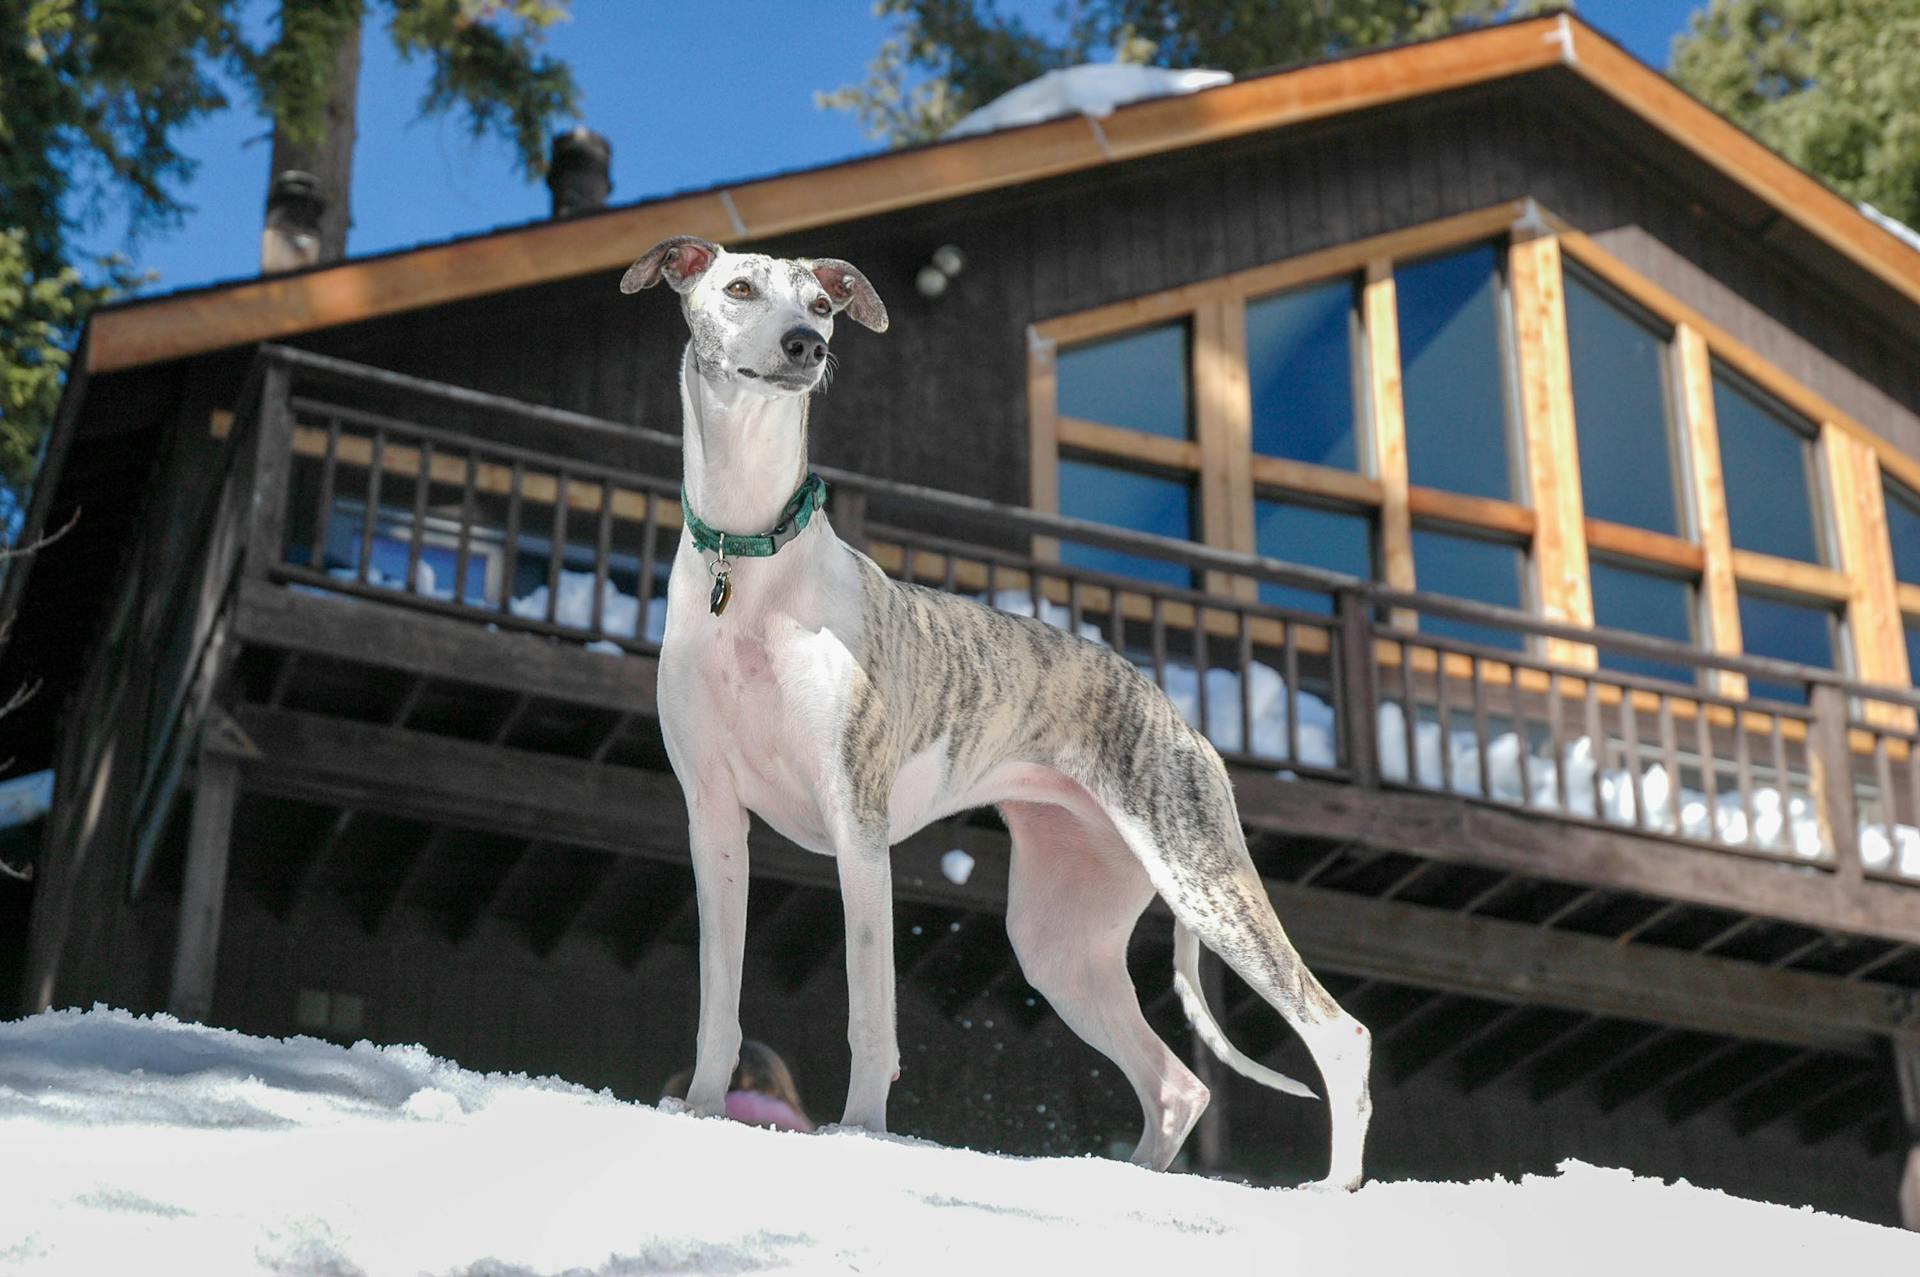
<box><xmin>724</xmin><ymin>1089</ymin><xmax>814</xmax><ymax>1133</ymax></box>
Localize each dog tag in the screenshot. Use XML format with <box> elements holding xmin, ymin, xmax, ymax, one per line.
<box><xmin>709</xmin><ymin>562</ymin><xmax>733</xmax><ymax>616</ymax></box>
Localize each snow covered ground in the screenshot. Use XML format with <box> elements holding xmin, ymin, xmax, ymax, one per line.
<box><xmin>2</xmin><ymin>1009</ymin><xmax>1914</xmax><ymax>1275</ymax></box>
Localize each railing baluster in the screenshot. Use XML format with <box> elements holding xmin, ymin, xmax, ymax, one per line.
<box><xmin>453</xmin><ymin>453</ymin><xmax>476</xmax><ymax>607</ymax></box>
<box><xmin>1333</xmin><ymin>592</ymin><xmax>1375</xmax><ymax>786</ymax></box>
<box><xmin>1874</xmin><ymin>732</ymin><xmax>1897</xmax><ymax>847</ymax></box>
<box><xmin>985</xmin><ymin>557</ymin><xmax>997</xmax><ymax>605</ymax></box>
<box><xmin>1399</xmin><ymin>642</ymin><xmax>1418</xmax><ymax>787</ymax></box>
<box><xmin>1659</xmin><ymin>696</ymin><xmax>1682</xmax><ymax>833</ymax></box>
<box><xmin>637</xmin><ymin>490</ymin><xmax>659</xmax><ymax>641</ymax></box>
<box><xmin>545</xmin><ymin>471</ymin><xmax>569</xmax><ymax>625</ymax></box>
<box><xmin>1547</xmin><ymin>672</ymin><xmax>1568</xmax><ymax>813</ymax></box>
<box><xmin>1621</xmin><ymin>690</ymin><xmax>1646</xmax><ymax>830</ymax></box>
<box><xmin>1238</xmin><ymin>613</ymin><xmax>1255</xmax><ymax>759</ymax></box>
<box><xmin>358</xmin><ymin>430</ymin><xmax>384</xmax><ymax>585</ymax></box>
<box><xmin>1472</xmin><ymin>657</ymin><xmax>1492</xmax><ymax>801</ymax></box>
<box><xmin>941</xmin><ymin>551</ymin><xmax>957</xmax><ymax>594</ymax></box>
<box><xmin>1194</xmin><ymin>609</ymin><xmax>1212</xmax><ymax>742</ymax></box>
<box><xmin>1151</xmin><ymin>596</ymin><xmax>1167</xmax><ymax>692</ymax></box>
<box><xmin>1282</xmin><ymin>616</ymin><xmax>1300</xmax><ymax>766</ymax></box>
<box><xmin>1110</xmin><ymin>588</ymin><xmax>1125</xmax><ymax>658</ymax></box>
<box><xmin>1436</xmin><ymin>648</ymin><xmax>1454</xmax><ymax>796</ymax></box>
<box><xmin>1069</xmin><ymin>577</ymin><xmax>1083</xmax><ymax>636</ymax></box>
<box><xmin>1695</xmin><ymin>699</ymin><xmax>1719</xmax><ymax>841</ymax></box>
<box><xmin>499</xmin><ymin>460</ymin><xmax>523</xmax><ymax>617</ymax></box>
<box><xmin>1906</xmin><ymin>732</ymin><xmax>1920</xmax><ymax>847</ymax></box>
<box><xmin>407</xmin><ymin>439</ymin><xmax>432</xmax><ymax>595</ymax></box>
<box><xmin>592</xmin><ymin>479</ymin><xmax>614</xmax><ymax>638</ymax></box>
<box><xmin>1768</xmin><ymin>712</ymin><xmax>1791</xmax><ymax>850</ymax></box>
<box><xmin>309</xmin><ymin>417</ymin><xmax>341</xmax><ymax>571</ymax></box>
<box><xmin>1735</xmin><ymin>710</ymin><xmax>1758</xmax><ymax>850</ymax></box>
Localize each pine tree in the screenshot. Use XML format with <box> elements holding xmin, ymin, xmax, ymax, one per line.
<box><xmin>0</xmin><ymin>0</ymin><xmax>579</xmax><ymax>491</ymax></box>
<box><xmin>821</xmin><ymin>0</ymin><xmax>1547</xmax><ymax>146</ymax></box>
<box><xmin>1671</xmin><ymin>0</ymin><xmax>1920</xmax><ymax>227</ymax></box>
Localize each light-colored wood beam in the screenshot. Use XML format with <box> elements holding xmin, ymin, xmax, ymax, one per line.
<box><xmin>1821</xmin><ymin>425</ymin><xmax>1915</xmax><ymax>730</ymax></box>
<box><xmin>1193</xmin><ymin>300</ymin><xmax>1257</xmax><ymax>599</ymax></box>
<box><xmin>1509</xmin><ymin>231</ymin><xmax>1595</xmax><ymax>668</ymax></box>
<box><xmin>1364</xmin><ymin>260</ymin><xmax>1416</xmax><ymax>612</ymax></box>
<box><xmin>1027</xmin><ymin>328</ymin><xmax>1061</xmax><ymax>564</ymax></box>
<box><xmin>1676</xmin><ymin>322</ymin><xmax>1746</xmax><ymax>699</ymax></box>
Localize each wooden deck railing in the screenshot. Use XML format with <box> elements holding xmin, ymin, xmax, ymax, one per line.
<box><xmin>224</xmin><ymin>345</ymin><xmax>1920</xmax><ymax>884</ymax></box>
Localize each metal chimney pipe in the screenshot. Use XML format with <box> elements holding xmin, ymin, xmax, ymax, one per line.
<box><xmin>261</xmin><ymin>170</ymin><xmax>326</xmax><ymax>274</ymax></box>
<box><xmin>547</xmin><ymin>128</ymin><xmax>612</xmax><ymax>218</ymax></box>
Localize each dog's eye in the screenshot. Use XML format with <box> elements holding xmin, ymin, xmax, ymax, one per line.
<box><xmin>810</xmin><ymin>296</ymin><xmax>832</xmax><ymax>317</ymax></box>
<box><xmin>725</xmin><ymin>279</ymin><xmax>754</xmax><ymax>299</ymax></box>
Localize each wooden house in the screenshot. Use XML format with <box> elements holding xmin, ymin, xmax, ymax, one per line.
<box><xmin>7</xmin><ymin>13</ymin><xmax>1920</xmax><ymax>1226</ymax></box>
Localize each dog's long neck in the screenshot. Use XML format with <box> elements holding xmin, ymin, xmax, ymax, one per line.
<box><xmin>678</xmin><ymin>342</ymin><xmax>813</xmax><ymax>537</ymax></box>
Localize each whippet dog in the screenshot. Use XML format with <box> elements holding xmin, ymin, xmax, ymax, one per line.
<box><xmin>625</xmin><ymin>236</ymin><xmax>1372</xmax><ymax>1187</ymax></box>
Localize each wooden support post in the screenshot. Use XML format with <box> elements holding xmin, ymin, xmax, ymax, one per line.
<box><xmin>1896</xmin><ymin>1035</ymin><xmax>1920</xmax><ymax>1231</ymax></box>
<box><xmin>1819</xmin><ymin>424</ymin><xmax>1914</xmax><ymax>729</ymax></box>
<box><xmin>1193</xmin><ymin>299</ymin><xmax>1257</xmax><ymax>600</ymax></box>
<box><xmin>1362</xmin><ymin>261</ymin><xmax>1415</xmax><ymax>631</ymax></box>
<box><xmin>832</xmin><ymin>487</ymin><xmax>869</xmax><ymax>553</ymax></box>
<box><xmin>1675</xmin><ymin>323</ymin><xmax>1747</xmax><ymax>699</ymax></box>
<box><xmin>1190</xmin><ymin>947</ymin><xmax>1231</xmax><ymax>1172</ymax></box>
<box><xmin>167</xmin><ymin>752</ymin><xmax>240</xmax><ymax>1024</ymax></box>
<box><xmin>1027</xmin><ymin>328</ymin><xmax>1061</xmax><ymax>564</ymax></box>
<box><xmin>245</xmin><ymin>361</ymin><xmax>296</xmax><ymax>580</ymax></box>
<box><xmin>1809</xmin><ymin>684</ymin><xmax>1863</xmax><ymax>883</ymax></box>
<box><xmin>1337</xmin><ymin>589</ymin><xmax>1381</xmax><ymax>788</ymax></box>
<box><xmin>1507</xmin><ymin>229</ymin><xmax>1595</xmax><ymax>669</ymax></box>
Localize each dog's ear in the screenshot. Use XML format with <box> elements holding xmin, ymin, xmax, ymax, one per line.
<box><xmin>804</xmin><ymin>259</ymin><xmax>889</xmax><ymax>333</ymax></box>
<box><xmin>621</xmin><ymin>236</ymin><xmax>721</xmax><ymax>295</ymax></box>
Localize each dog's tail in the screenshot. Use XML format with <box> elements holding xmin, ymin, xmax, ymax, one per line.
<box><xmin>1172</xmin><ymin>921</ymin><xmax>1317</xmax><ymax>1100</ymax></box>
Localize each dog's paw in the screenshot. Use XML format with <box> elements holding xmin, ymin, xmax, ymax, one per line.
<box><xmin>657</xmin><ymin>1096</ymin><xmax>724</xmax><ymax>1120</ymax></box>
<box><xmin>1301</xmin><ymin>1173</ymin><xmax>1366</xmax><ymax>1193</ymax></box>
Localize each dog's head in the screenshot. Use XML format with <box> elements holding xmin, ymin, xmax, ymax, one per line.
<box><xmin>621</xmin><ymin>236</ymin><xmax>888</xmax><ymax>398</ymax></box>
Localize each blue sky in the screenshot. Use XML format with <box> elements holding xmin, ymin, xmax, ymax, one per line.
<box><xmin>87</xmin><ymin>1</ymin><xmax>1706</xmax><ymax>298</ymax></box>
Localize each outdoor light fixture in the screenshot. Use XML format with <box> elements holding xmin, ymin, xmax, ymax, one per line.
<box><xmin>915</xmin><ymin>244</ymin><xmax>967</xmax><ymax>299</ymax></box>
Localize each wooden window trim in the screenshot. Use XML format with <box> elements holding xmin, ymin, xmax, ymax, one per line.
<box><xmin>1058</xmin><ymin>417</ymin><xmax>1202</xmax><ymax>472</ymax></box>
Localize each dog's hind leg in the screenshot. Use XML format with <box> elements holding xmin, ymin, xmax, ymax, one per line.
<box><xmin>1001</xmin><ymin>798</ymin><xmax>1210</xmax><ymax>1170</ymax></box>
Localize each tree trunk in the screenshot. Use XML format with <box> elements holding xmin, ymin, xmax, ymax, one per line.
<box><xmin>262</xmin><ymin>16</ymin><xmax>362</xmax><ymax>269</ymax></box>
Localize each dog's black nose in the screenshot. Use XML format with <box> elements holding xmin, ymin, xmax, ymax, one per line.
<box><xmin>782</xmin><ymin>327</ymin><xmax>827</xmax><ymax>366</ymax></box>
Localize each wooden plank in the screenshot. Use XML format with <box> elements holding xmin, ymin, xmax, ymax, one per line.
<box><xmin>1729</xmin><ymin>549</ymin><xmax>1853</xmax><ymax>605</ymax></box>
<box><xmin>1406</xmin><ymin>487</ymin><xmax>1537</xmax><ymax>539</ymax></box>
<box><xmin>1192</xmin><ymin>300</ymin><xmax>1257</xmax><ymax>600</ymax></box>
<box><xmin>219</xmin><ymin>704</ymin><xmax>1920</xmax><ymax>1054</ymax></box>
<box><xmin>1583</xmin><ymin>519</ymin><xmax>1704</xmax><ymax>573</ymax></box>
<box><xmin>1508</xmin><ymin>231</ymin><xmax>1595</xmax><ymax>668</ymax></box>
<box><xmin>167</xmin><ymin>751</ymin><xmax>240</xmax><ymax>1023</ymax></box>
<box><xmin>1363</xmin><ymin>261</ymin><xmax>1416</xmax><ymax>613</ymax></box>
<box><xmin>1820</xmin><ymin>425</ymin><xmax>1914</xmax><ymax>728</ymax></box>
<box><xmin>1056</xmin><ymin>417</ymin><xmax>1202</xmax><ymax>472</ymax></box>
<box><xmin>232</xmin><ymin>579</ymin><xmax>659</xmax><ymax>716</ymax></box>
<box><xmin>1248</xmin><ymin>454</ymin><xmax>1384</xmax><ymax>506</ymax></box>
<box><xmin>1676</xmin><ymin>322</ymin><xmax>1747</xmax><ymax>698</ymax></box>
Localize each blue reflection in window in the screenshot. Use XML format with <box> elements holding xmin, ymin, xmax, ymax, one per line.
<box><xmin>1398</xmin><ymin>245</ymin><xmax>1512</xmax><ymax>500</ymax></box>
<box><xmin>1590</xmin><ymin>559</ymin><xmax>1695</xmax><ymax>684</ymax></box>
<box><xmin>1412</xmin><ymin>526</ymin><xmax>1524</xmax><ymax>650</ymax></box>
<box><xmin>1907</xmin><ymin>626</ymin><xmax>1920</xmax><ymax>678</ymax></box>
<box><xmin>1058</xmin><ymin>324</ymin><xmax>1191</xmax><ymax>439</ymax></box>
<box><xmin>1248</xmin><ymin>280</ymin><xmax>1358</xmax><ymax>468</ymax></box>
<box><xmin>1739</xmin><ymin>591</ymin><xmax>1835</xmax><ymax>703</ymax></box>
<box><xmin>1715</xmin><ymin>372</ymin><xmax>1822</xmax><ymax>563</ymax></box>
<box><xmin>1058</xmin><ymin>459</ymin><xmax>1193</xmax><ymax>587</ymax></box>
<box><xmin>1565</xmin><ymin>273</ymin><xmax>1679</xmax><ymax>535</ymax></box>
<box><xmin>1254</xmin><ymin>498</ymin><xmax>1371</xmax><ymax>613</ymax></box>
<box><xmin>1885</xmin><ymin>479</ymin><xmax>1920</xmax><ymax>584</ymax></box>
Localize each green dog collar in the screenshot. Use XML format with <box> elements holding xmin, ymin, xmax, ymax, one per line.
<box><xmin>681</xmin><ymin>473</ymin><xmax>828</xmax><ymax>615</ymax></box>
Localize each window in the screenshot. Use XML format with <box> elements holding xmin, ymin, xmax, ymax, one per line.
<box><xmin>1397</xmin><ymin>244</ymin><xmax>1514</xmax><ymax>500</ymax></box>
<box><xmin>1411</xmin><ymin>526</ymin><xmax>1526</xmax><ymax>650</ymax></box>
<box><xmin>1590</xmin><ymin>559</ymin><xmax>1695</xmax><ymax>682</ymax></box>
<box><xmin>1738</xmin><ymin>591</ymin><xmax>1838</xmax><ymax>702</ymax></box>
<box><xmin>1715</xmin><ymin>370</ymin><xmax>1824</xmax><ymax>564</ymax></box>
<box><xmin>1057</xmin><ymin>323</ymin><xmax>1191</xmax><ymax>439</ymax></box>
<box><xmin>1887</xmin><ymin>478</ymin><xmax>1920</xmax><ymax>583</ymax></box>
<box><xmin>1565</xmin><ymin>271</ymin><xmax>1682</xmax><ymax>537</ymax></box>
<box><xmin>1247</xmin><ymin>278</ymin><xmax>1360</xmax><ymax>468</ymax></box>
<box><xmin>1254</xmin><ymin>497</ymin><xmax>1372</xmax><ymax>613</ymax></box>
<box><xmin>1058</xmin><ymin>460</ymin><xmax>1193</xmax><ymax>587</ymax></box>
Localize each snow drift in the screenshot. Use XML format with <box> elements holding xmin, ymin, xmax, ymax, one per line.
<box><xmin>2</xmin><ymin>1009</ymin><xmax>1915</xmax><ymax>1274</ymax></box>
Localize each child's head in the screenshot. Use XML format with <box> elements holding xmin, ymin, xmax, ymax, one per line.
<box><xmin>660</xmin><ymin>1039</ymin><xmax>808</xmax><ymax>1119</ymax></box>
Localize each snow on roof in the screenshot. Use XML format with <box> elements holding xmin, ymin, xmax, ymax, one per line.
<box><xmin>946</xmin><ymin>63</ymin><xmax>1233</xmax><ymax>139</ymax></box>
<box><xmin>1861</xmin><ymin>202</ymin><xmax>1920</xmax><ymax>254</ymax></box>
<box><xmin>3</xmin><ymin>1007</ymin><xmax>1916</xmax><ymax>1272</ymax></box>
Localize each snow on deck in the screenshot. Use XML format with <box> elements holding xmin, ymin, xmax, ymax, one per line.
<box><xmin>2</xmin><ymin>1009</ymin><xmax>1915</xmax><ymax>1274</ymax></box>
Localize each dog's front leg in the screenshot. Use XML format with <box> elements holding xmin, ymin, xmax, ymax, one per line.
<box><xmin>836</xmin><ymin>831</ymin><xmax>899</xmax><ymax>1131</ymax></box>
<box><xmin>685</xmin><ymin>783</ymin><xmax>751</xmax><ymax>1118</ymax></box>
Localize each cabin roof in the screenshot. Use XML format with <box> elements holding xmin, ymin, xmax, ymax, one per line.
<box><xmin>79</xmin><ymin>12</ymin><xmax>1920</xmax><ymax>376</ymax></box>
